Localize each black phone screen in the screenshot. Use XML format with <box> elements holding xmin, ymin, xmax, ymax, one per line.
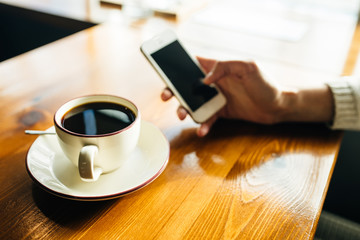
<box><xmin>151</xmin><ymin>40</ymin><xmax>218</xmax><ymax>111</ymax></box>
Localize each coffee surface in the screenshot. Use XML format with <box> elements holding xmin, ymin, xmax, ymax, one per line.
<box><xmin>62</xmin><ymin>102</ymin><xmax>135</xmax><ymax>135</ymax></box>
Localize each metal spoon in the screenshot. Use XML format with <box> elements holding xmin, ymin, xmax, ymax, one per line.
<box><xmin>25</xmin><ymin>130</ymin><xmax>56</xmax><ymax>135</ymax></box>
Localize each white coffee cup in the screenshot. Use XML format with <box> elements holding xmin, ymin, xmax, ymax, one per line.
<box><xmin>54</xmin><ymin>95</ymin><xmax>141</xmax><ymax>182</ymax></box>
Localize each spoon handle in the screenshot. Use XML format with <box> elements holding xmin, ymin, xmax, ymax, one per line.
<box><xmin>25</xmin><ymin>130</ymin><xmax>56</xmax><ymax>135</ymax></box>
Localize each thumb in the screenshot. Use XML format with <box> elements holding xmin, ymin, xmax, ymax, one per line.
<box><xmin>196</xmin><ymin>56</ymin><xmax>217</xmax><ymax>74</ymax></box>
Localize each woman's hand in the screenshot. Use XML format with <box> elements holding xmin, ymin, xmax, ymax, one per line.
<box><xmin>161</xmin><ymin>56</ymin><xmax>334</xmax><ymax>137</ymax></box>
<box><xmin>161</xmin><ymin>56</ymin><xmax>284</xmax><ymax>136</ymax></box>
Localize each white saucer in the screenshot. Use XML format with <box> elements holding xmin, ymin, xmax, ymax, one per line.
<box><xmin>26</xmin><ymin>121</ymin><xmax>169</xmax><ymax>201</ymax></box>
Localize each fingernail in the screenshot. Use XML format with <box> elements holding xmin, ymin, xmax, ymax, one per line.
<box><xmin>202</xmin><ymin>77</ymin><xmax>210</xmax><ymax>84</ymax></box>
<box><xmin>198</xmin><ymin>125</ymin><xmax>209</xmax><ymax>137</ymax></box>
<box><xmin>164</xmin><ymin>89</ymin><xmax>172</xmax><ymax>97</ymax></box>
<box><xmin>177</xmin><ymin>108</ymin><xmax>187</xmax><ymax>120</ymax></box>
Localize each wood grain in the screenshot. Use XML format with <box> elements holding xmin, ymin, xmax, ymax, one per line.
<box><xmin>0</xmin><ymin>5</ymin><xmax>358</xmax><ymax>239</ymax></box>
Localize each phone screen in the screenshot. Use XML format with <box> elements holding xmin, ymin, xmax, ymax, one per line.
<box><xmin>151</xmin><ymin>40</ymin><xmax>218</xmax><ymax>111</ymax></box>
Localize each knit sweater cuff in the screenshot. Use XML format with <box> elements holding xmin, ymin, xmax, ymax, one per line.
<box><xmin>326</xmin><ymin>78</ymin><xmax>359</xmax><ymax>129</ymax></box>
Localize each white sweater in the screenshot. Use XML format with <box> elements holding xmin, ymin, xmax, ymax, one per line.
<box><xmin>327</xmin><ymin>76</ymin><xmax>360</xmax><ymax>130</ymax></box>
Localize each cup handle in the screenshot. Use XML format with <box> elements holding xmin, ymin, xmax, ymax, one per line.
<box><xmin>79</xmin><ymin>145</ymin><xmax>103</xmax><ymax>182</ymax></box>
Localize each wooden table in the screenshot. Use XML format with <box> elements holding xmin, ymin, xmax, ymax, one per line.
<box><xmin>0</xmin><ymin>11</ymin><xmax>357</xmax><ymax>239</ymax></box>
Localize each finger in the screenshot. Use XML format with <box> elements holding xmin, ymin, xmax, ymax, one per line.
<box><xmin>177</xmin><ymin>107</ymin><xmax>188</xmax><ymax>120</ymax></box>
<box><xmin>161</xmin><ymin>88</ymin><xmax>173</xmax><ymax>101</ymax></box>
<box><xmin>202</xmin><ymin>61</ymin><xmax>226</xmax><ymax>85</ymax></box>
<box><xmin>196</xmin><ymin>56</ymin><xmax>217</xmax><ymax>74</ymax></box>
<box><xmin>196</xmin><ymin>115</ymin><xmax>218</xmax><ymax>137</ymax></box>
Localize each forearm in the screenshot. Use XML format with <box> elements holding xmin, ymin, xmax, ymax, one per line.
<box><xmin>278</xmin><ymin>83</ymin><xmax>335</xmax><ymax>123</ymax></box>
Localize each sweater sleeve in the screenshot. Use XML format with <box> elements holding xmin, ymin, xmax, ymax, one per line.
<box><xmin>326</xmin><ymin>76</ymin><xmax>360</xmax><ymax>130</ymax></box>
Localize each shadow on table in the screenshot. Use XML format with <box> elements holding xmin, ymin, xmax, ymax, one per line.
<box><xmin>32</xmin><ymin>184</ymin><xmax>117</xmax><ymax>227</ymax></box>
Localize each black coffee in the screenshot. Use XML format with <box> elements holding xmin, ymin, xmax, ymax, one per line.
<box><xmin>62</xmin><ymin>102</ymin><xmax>136</xmax><ymax>135</ymax></box>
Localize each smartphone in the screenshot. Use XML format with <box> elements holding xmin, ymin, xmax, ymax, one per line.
<box><xmin>140</xmin><ymin>29</ymin><xmax>226</xmax><ymax>123</ymax></box>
